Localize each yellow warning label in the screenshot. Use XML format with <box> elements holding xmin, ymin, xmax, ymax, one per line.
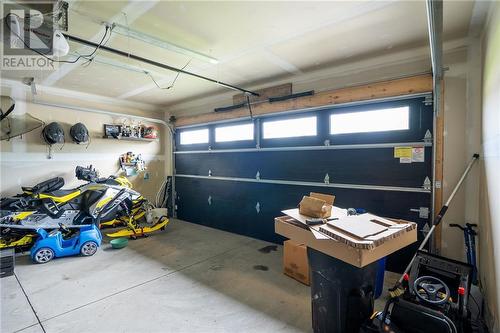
<box><xmin>394</xmin><ymin>147</ymin><xmax>413</xmax><ymax>158</ymax></box>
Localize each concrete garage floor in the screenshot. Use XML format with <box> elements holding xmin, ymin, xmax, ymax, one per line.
<box><xmin>1</xmin><ymin>220</ymin><xmax>397</xmax><ymax>333</ymax></box>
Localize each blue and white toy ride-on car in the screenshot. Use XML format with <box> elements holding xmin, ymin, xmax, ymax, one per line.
<box><xmin>30</xmin><ymin>223</ymin><xmax>102</xmax><ymax>264</ymax></box>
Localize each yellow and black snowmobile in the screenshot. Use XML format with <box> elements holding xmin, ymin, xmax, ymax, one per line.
<box><xmin>0</xmin><ymin>166</ymin><xmax>169</xmax><ymax>250</ymax></box>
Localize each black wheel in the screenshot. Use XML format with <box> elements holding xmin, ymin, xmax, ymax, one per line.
<box><xmin>33</xmin><ymin>248</ymin><xmax>55</xmax><ymax>264</ymax></box>
<box><xmin>130</xmin><ymin>235</ymin><xmax>137</xmax><ymax>240</ymax></box>
<box><xmin>80</xmin><ymin>241</ymin><xmax>98</xmax><ymax>256</ymax></box>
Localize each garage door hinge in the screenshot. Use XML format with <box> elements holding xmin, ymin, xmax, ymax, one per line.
<box><xmin>208</xmin><ymin>195</ymin><xmax>212</xmax><ymax>205</ymax></box>
<box><xmin>423</xmin><ymin>95</ymin><xmax>433</xmax><ymax>106</ymax></box>
<box><xmin>324</xmin><ymin>139</ymin><xmax>331</xmax><ymax>146</ymax></box>
<box><xmin>423</xmin><ymin>177</ymin><xmax>431</xmax><ymax>190</ymax></box>
<box><xmin>256</xmin><ymin>171</ymin><xmax>260</xmax><ymax>180</ymax></box>
<box><xmin>208</xmin><ymin>169</ymin><xmax>212</xmax><ymax>177</ymax></box>
<box><xmin>255</xmin><ymin>202</ymin><xmax>261</xmax><ymax>213</ymax></box>
<box><xmin>421</xmin><ymin>223</ymin><xmax>431</xmax><ymax>236</ymax></box>
<box><xmin>324</xmin><ymin>173</ymin><xmax>330</xmax><ymax>184</ymax></box>
<box><xmin>423</xmin><ymin>130</ymin><xmax>432</xmax><ymax>143</ymax></box>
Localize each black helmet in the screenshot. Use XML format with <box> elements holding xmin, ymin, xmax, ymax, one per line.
<box><xmin>42</xmin><ymin>122</ymin><xmax>64</xmax><ymax>145</ymax></box>
<box><xmin>70</xmin><ymin>122</ymin><xmax>89</xmax><ymax>144</ymax></box>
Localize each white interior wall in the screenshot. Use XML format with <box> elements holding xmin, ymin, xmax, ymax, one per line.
<box><xmin>479</xmin><ymin>2</ymin><xmax>500</xmax><ymax>329</ymax></box>
<box><xmin>0</xmin><ymin>81</ymin><xmax>171</xmax><ymax>202</ymax></box>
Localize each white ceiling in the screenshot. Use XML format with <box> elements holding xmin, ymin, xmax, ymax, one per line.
<box><xmin>1</xmin><ymin>0</ymin><xmax>477</xmax><ymax>112</ymax></box>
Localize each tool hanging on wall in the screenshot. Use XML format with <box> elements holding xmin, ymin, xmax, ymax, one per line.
<box><xmin>388</xmin><ymin>153</ymin><xmax>480</xmax><ymax>298</ymax></box>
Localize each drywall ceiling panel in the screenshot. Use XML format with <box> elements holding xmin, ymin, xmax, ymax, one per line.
<box><xmin>269</xmin><ymin>0</ymin><xmax>473</xmax><ymax>73</ymax></box>
<box><xmin>212</xmin><ymin>51</ymin><xmax>290</xmax><ymax>83</ymax></box>
<box><xmin>51</xmin><ymin>59</ymin><xmax>153</xmax><ymax>97</ymax></box>
<box><xmin>67</xmin><ymin>1</ymin><xmax>127</xmax><ymax>39</ymax></box>
<box><xmin>125</xmin><ymin>1</ymin><xmax>374</xmax><ymax>58</ymax></box>
<box><xmin>126</xmin><ymin>51</ymin><xmax>289</xmax><ymax>106</ymax></box>
<box><xmin>269</xmin><ymin>1</ymin><xmax>428</xmax><ymax>71</ymax></box>
<box><xmin>105</xmin><ymin>34</ymin><xmax>194</xmax><ymax>68</ymax></box>
<box><xmin>71</xmin><ymin>1</ymin><xmax>126</xmax><ymax>21</ymax></box>
<box><xmin>443</xmin><ymin>0</ymin><xmax>475</xmax><ymax>39</ymax></box>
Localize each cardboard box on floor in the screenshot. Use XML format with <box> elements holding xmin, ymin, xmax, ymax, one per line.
<box><xmin>299</xmin><ymin>192</ymin><xmax>335</xmax><ymax>218</ymax></box>
<box><xmin>283</xmin><ymin>240</ymin><xmax>310</xmax><ymax>285</ymax></box>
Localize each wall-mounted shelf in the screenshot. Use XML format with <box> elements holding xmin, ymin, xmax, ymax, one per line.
<box><xmin>103</xmin><ymin>136</ymin><xmax>158</xmax><ymax>142</ymax></box>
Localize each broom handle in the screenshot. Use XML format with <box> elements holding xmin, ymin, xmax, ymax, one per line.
<box><xmin>397</xmin><ymin>153</ymin><xmax>479</xmax><ymax>284</ymax></box>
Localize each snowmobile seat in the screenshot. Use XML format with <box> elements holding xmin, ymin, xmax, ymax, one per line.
<box><xmin>22</xmin><ymin>177</ymin><xmax>65</xmax><ymax>195</ymax></box>
<box><xmin>43</xmin><ymin>189</ymin><xmax>77</xmax><ymax>197</ymax></box>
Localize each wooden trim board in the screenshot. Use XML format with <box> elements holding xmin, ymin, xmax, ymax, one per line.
<box><xmin>433</xmin><ymin>82</ymin><xmax>445</xmax><ymax>253</ymax></box>
<box><xmin>175</xmin><ymin>74</ymin><xmax>433</xmax><ymax>127</ymax></box>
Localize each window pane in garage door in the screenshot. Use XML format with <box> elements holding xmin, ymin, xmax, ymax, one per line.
<box><xmin>330</xmin><ymin>106</ymin><xmax>409</xmax><ymax>134</ymax></box>
<box><xmin>215</xmin><ymin>123</ymin><xmax>254</xmax><ymax>142</ymax></box>
<box><xmin>180</xmin><ymin>128</ymin><xmax>209</xmax><ymax>145</ymax></box>
<box><xmin>263</xmin><ymin>116</ymin><xmax>317</xmax><ymax>139</ymax></box>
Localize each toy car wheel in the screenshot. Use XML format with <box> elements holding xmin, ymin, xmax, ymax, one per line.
<box><xmin>80</xmin><ymin>241</ymin><xmax>98</xmax><ymax>256</ymax></box>
<box><xmin>34</xmin><ymin>248</ymin><xmax>55</xmax><ymax>264</ymax></box>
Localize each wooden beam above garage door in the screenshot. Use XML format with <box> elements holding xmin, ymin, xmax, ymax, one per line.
<box><xmin>175</xmin><ymin>74</ymin><xmax>432</xmax><ymax>127</ymax></box>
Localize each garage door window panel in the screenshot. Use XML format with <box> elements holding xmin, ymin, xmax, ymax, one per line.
<box><xmin>213</xmin><ymin>122</ymin><xmax>256</xmax><ymax>149</ymax></box>
<box><xmin>177</xmin><ymin>128</ymin><xmax>210</xmax><ymax>151</ymax></box>
<box><xmin>328</xmin><ymin>99</ymin><xmax>430</xmax><ymax>145</ymax></box>
<box><xmin>261</xmin><ymin>115</ymin><xmax>322</xmax><ymax>147</ymax></box>
<box><xmin>330</xmin><ymin>106</ymin><xmax>409</xmax><ymax>135</ymax></box>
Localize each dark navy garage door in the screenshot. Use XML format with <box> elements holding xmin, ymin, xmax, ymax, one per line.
<box><xmin>174</xmin><ymin>95</ymin><xmax>434</xmax><ymax>272</ymax></box>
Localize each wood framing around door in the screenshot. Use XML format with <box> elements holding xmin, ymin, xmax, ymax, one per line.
<box><xmin>175</xmin><ymin>74</ymin><xmax>433</xmax><ymax>127</ymax></box>
<box><xmin>433</xmin><ymin>83</ymin><xmax>445</xmax><ymax>253</ymax></box>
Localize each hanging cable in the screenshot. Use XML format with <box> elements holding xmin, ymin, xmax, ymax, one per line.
<box><xmin>246</xmin><ymin>94</ymin><xmax>254</xmax><ymax>119</ymax></box>
<box><xmin>146</xmin><ymin>59</ymin><xmax>192</xmax><ymax>90</ymax></box>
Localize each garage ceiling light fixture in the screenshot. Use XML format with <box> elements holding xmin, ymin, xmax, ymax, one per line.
<box><xmin>111</xmin><ymin>23</ymin><xmax>219</xmax><ymax>65</ymax></box>
<box><xmin>69</xmin><ymin>6</ymin><xmax>219</xmax><ymax>65</ymax></box>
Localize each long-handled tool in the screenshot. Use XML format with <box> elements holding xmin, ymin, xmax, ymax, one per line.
<box><xmin>388</xmin><ymin>153</ymin><xmax>480</xmax><ymax>297</ymax></box>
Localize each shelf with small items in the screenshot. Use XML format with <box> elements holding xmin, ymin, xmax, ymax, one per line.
<box><xmin>103</xmin><ymin>124</ymin><xmax>159</xmax><ymax>142</ymax></box>
<box><xmin>103</xmin><ymin>136</ymin><xmax>158</xmax><ymax>142</ymax></box>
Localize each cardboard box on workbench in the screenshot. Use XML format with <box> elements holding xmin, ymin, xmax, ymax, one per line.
<box><xmin>275</xmin><ymin>216</ymin><xmax>417</xmax><ymax>268</ymax></box>
<box><xmin>298</xmin><ymin>192</ymin><xmax>335</xmax><ymax>218</ymax></box>
<box><xmin>283</xmin><ymin>240</ymin><xmax>310</xmax><ymax>285</ymax></box>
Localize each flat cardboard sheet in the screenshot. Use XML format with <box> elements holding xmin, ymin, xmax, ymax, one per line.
<box><xmin>328</xmin><ymin>217</ymin><xmax>388</xmax><ymax>238</ymax></box>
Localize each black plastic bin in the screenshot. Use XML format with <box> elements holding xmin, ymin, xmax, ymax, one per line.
<box><xmin>307</xmin><ymin>247</ymin><xmax>378</xmax><ymax>333</ymax></box>
<box><xmin>0</xmin><ymin>248</ymin><xmax>15</xmax><ymax>278</ymax></box>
